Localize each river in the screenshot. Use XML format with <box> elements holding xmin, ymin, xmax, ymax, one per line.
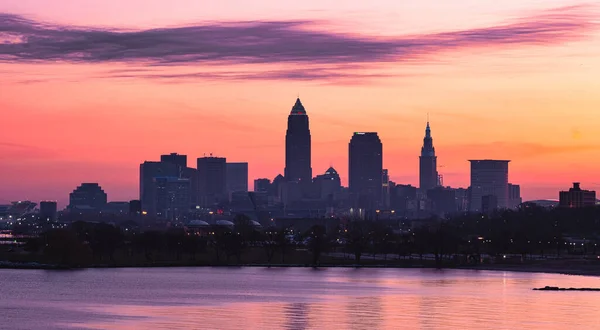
<box><xmin>1</xmin><ymin>267</ymin><xmax>599</xmax><ymax>329</ymax></box>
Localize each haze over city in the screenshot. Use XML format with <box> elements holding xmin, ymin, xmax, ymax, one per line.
<box><xmin>1</xmin><ymin>0</ymin><xmax>600</xmax><ymax>206</ymax></box>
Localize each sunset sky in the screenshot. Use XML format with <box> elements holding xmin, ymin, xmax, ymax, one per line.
<box><xmin>1</xmin><ymin>0</ymin><xmax>599</xmax><ymax>207</ymax></box>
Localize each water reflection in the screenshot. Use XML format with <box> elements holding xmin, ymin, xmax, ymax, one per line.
<box><xmin>283</xmin><ymin>302</ymin><xmax>309</xmax><ymax>330</ymax></box>
<box><xmin>0</xmin><ymin>268</ymin><xmax>600</xmax><ymax>329</ymax></box>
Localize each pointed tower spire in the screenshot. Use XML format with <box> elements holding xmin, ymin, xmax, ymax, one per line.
<box><xmin>290</xmin><ymin>97</ymin><xmax>306</xmax><ymax>115</ymax></box>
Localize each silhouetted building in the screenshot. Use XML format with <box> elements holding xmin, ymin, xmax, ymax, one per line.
<box><xmin>508</xmin><ymin>183</ymin><xmax>522</xmax><ymax>209</ymax></box>
<box><xmin>454</xmin><ymin>188</ymin><xmax>469</xmax><ymax>212</ymax></box>
<box><xmin>102</xmin><ymin>202</ymin><xmax>130</xmax><ymax>215</ymax></box>
<box><xmin>254</xmin><ymin>178</ymin><xmax>271</xmax><ymax>192</ymax></box>
<box><xmin>427</xmin><ymin>187</ymin><xmax>456</xmax><ymax>216</ymax></box>
<box><xmin>226</xmin><ymin>162</ymin><xmax>249</xmax><ymax>194</ymax></box>
<box><xmin>349</xmin><ymin>132</ymin><xmax>383</xmax><ymax>209</ymax></box>
<box><xmin>153</xmin><ymin>177</ymin><xmax>191</xmax><ymax>220</ymax></box>
<box><xmin>390</xmin><ymin>184</ymin><xmax>417</xmax><ymax>215</ymax></box>
<box><xmin>469</xmin><ymin>160</ymin><xmax>510</xmax><ymax>212</ymax></box>
<box><xmin>181</xmin><ymin>167</ymin><xmax>199</xmax><ymax>206</ymax></box>
<box><xmin>481</xmin><ymin>195</ymin><xmax>498</xmax><ymax>214</ymax></box>
<box><xmin>197</xmin><ymin>156</ymin><xmax>227</xmax><ymax>207</ymax></box>
<box><xmin>161</xmin><ymin>153</ymin><xmax>187</xmax><ymax>174</ymax></box>
<box><xmin>271</xmin><ymin>174</ymin><xmax>285</xmax><ymax>199</ymax></box>
<box><xmin>382</xmin><ymin>169</ymin><xmax>390</xmax><ymax>208</ymax></box>
<box><xmin>39</xmin><ymin>201</ymin><xmax>57</xmax><ymax>221</ymax></box>
<box><xmin>559</xmin><ymin>182</ymin><xmax>596</xmax><ymax>208</ymax></box>
<box><xmin>68</xmin><ymin>183</ymin><xmax>107</xmax><ymax>211</ymax></box>
<box><xmin>129</xmin><ymin>200</ymin><xmax>142</xmax><ymax>215</ymax></box>
<box><xmin>419</xmin><ymin>121</ymin><xmax>438</xmax><ymax>192</ymax></box>
<box><xmin>140</xmin><ymin>161</ymin><xmax>179</xmax><ymax>215</ymax></box>
<box><xmin>285</xmin><ymin>98</ymin><xmax>312</xmax><ymax>189</ymax></box>
<box><xmin>313</xmin><ymin>167</ymin><xmax>342</xmax><ymax>200</ymax></box>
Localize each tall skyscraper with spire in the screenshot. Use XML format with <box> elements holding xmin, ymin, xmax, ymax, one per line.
<box><xmin>285</xmin><ymin>98</ymin><xmax>312</xmax><ymax>185</ymax></box>
<box><xmin>419</xmin><ymin>120</ymin><xmax>438</xmax><ymax>192</ymax></box>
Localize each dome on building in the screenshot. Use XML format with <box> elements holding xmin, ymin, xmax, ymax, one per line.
<box><xmin>216</xmin><ymin>220</ymin><xmax>235</xmax><ymax>227</ymax></box>
<box><xmin>249</xmin><ymin>220</ymin><xmax>262</xmax><ymax>228</ymax></box>
<box><xmin>188</xmin><ymin>220</ymin><xmax>210</xmax><ymax>227</ymax></box>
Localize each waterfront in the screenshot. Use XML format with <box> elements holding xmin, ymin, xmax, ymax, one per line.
<box><xmin>1</xmin><ymin>268</ymin><xmax>599</xmax><ymax>329</ymax></box>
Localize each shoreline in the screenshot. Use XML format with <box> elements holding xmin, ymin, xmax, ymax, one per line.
<box><xmin>1</xmin><ymin>261</ymin><xmax>599</xmax><ymax>277</ymax></box>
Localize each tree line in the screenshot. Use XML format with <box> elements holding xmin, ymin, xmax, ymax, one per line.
<box><xmin>13</xmin><ymin>203</ymin><xmax>600</xmax><ymax>268</ymax></box>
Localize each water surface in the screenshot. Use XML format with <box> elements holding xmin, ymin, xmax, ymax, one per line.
<box><xmin>1</xmin><ymin>267</ymin><xmax>599</xmax><ymax>329</ymax></box>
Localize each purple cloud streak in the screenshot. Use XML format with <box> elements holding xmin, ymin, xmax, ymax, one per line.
<box><xmin>0</xmin><ymin>4</ymin><xmax>596</xmax><ymax>81</ymax></box>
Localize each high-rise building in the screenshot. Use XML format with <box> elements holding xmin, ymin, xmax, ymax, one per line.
<box><xmin>197</xmin><ymin>156</ymin><xmax>227</xmax><ymax>206</ymax></box>
<box><xmin>508</xmin><ymin>183</ymin><xmax>522</xmax><ymax>209</ymax></box>
<box><xmin>559</xmin><ymin>182</ymin><xmax>596</xmax><ymax>208</ymax></box>
<box><xmin>469</xmin><ymin>160</ymin><xmax>510</xmax><ymax>212</ymax></box>
<box><xmin>419</xmin><ymin>121</ymin><xmax>438</xmax><ymax>192</ymax></box>
<box><xmin>140</xmin><ymin>161</ymin><xmax>179</xmax><ymax>215</ymax></box>
<box><xmin>39</xmin><ymin>201</ymin><xmax>57</xmax><ymax>221</ymax></box>
<box><xmin>226</xmin><ymin>162</ymin><xmax>249</xmax><ymax>194</ymax></box>
<box><xmin>153</xmin><ymin>177</ymin><xmax>191</xmax><ymax>220</ymax></box>
<box><xmin>161</xmin><ymin>153</ymin><xmax>187</xmax><ymax>172</ymax></box>
<box><xmin>254</xmin><ymin>178</ymin><xmax>271</xmax><ymax>192</ymax></box>
<box><xmin>68</xmin><ymin>183</ymin><xmax>107</xmax><ymax>211</ymax></box>
<box><xmin>285</xmin><ymin>98</ymin><xmax>312</xmax><ymax>186</ymax></box>
<box><xmin>349</xmin><ymin>132</ymin><xmax>383</xmax><ymax>209</ymax></box>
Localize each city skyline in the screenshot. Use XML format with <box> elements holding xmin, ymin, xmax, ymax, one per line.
<box><xmin>1</xmin><ymin>1</ymin><xmax>600</xmax><ymax>205</ymax></box>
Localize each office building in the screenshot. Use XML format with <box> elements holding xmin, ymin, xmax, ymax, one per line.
<box><xmin>197</xmin><ymin>156</ymin><xmax>227</xmax><ymax>206</ymax></box>
<box><xmin>254</xmin><ymin>178</ymin><xmax>271</xmax><ymax>192</ymax></box>
<box><xmin>508</xmin><ymin>183</ymin><xmax>522</xmax><ymax>209</ymax></box>
<box><xmin>68</xmin><ymin>183</ymin><xmax>107</xmax><ymax>211</ymax></box>
<box><xmin>161</xmin><ymin>153</ymin><xmax>187</xmax><ymax>174</ymax></box>
<box><xmin>559</xmin><ymin>182</ymin><xmax>596</xmax><ymax>208</ymax></box>
<box><xmin>427</xmin><ymin>187</ymin><xmax>456</xmax><ymax>216</ymax></box>
<box><xmin>481</xmin><ymin>195</ymin><xmax>499</xmax><ymax>214</ymax></box>
<box><xmin>349</xmin><ymin>132</ymin><xmax>383</xmax><ymax>209</ymax></box>
<box><xmin>419</xmin><ymin>121</ymin><xmax>438</xmax><ymax>192</ymax></box>
<box><xmin>140</xmin><ymin>161</ymin><xmax>179</xmax><ymax>215</ymax></box>
<box><xmin>313</xmin><ymin>167</ymin><xmax>342</xmax><ymax>200</ymax></box>
<box><xmin>226</xmin><ymin>162</ymin><xmax>249</xmax><ymax>194</ymax></box>
<box><xmin>129</xmin><ymin>200</ymin><xmax>142</xmax><ymax>215</ymax></box>
<box><xmin>39</xmin><ymin>201</ymin><xmax>57</xmax><ymax>221</ymax></box>
<box><xmin>285</xmin><ymin>98</ymin><xmax>312</xmax><ymax>188</ymax></box>
<box><xmin>469</xmin><ymin>160</ymin><xmax>510</xmax><ymax>212</ymax></box>
<box><xmin>153</xmin><ymin>177</ymin><xmax>191</xmax><ymax>220</ymax></box>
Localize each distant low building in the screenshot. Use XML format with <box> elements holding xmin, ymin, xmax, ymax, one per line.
<box><xmin>39</xmin><ymin>201</ymin><xmax>58</xmax><ymax>221</ymax></box>
<box><xmin>559</xmin><ymin>182</ymin><xmax>596</xmax><ymax>208</ymax></box>
<box><xmin>508</xmin><ymin>183</ymin><xmax>522</xmax><ymax>209</ymax></box>
<box><xmin>69</xmin><ymin>183</ymin><xmax>107</xmax><ymax>212</ymax></box>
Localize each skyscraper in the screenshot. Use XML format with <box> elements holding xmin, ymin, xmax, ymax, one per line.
<box><xmin>197</xmin><ymin>156</ymin><xmax>227</xmax><ymax>206</ymax></box>
<box><xmin>285</xmin><ymin>98</ymin><xmax>312</xmax><ymax>185</ymax></box>
<box><xmin>349</xmin><ymin>132</ymin><xmax>383</xmax><ymax>209</ymax></box>
<box><xmin>419</xmin><ymin>121</ymin><xmax>438</xmax><ymax>192</ymax></box>
<box><xmin>469</xmin><ymin>160</ymin><xmax>510</xmax><ymax>212</ymax></box>
<box><xmin>226</xmin><ymin>162</ymin><xmax>249</xmax><ymax>194</ymax></box>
